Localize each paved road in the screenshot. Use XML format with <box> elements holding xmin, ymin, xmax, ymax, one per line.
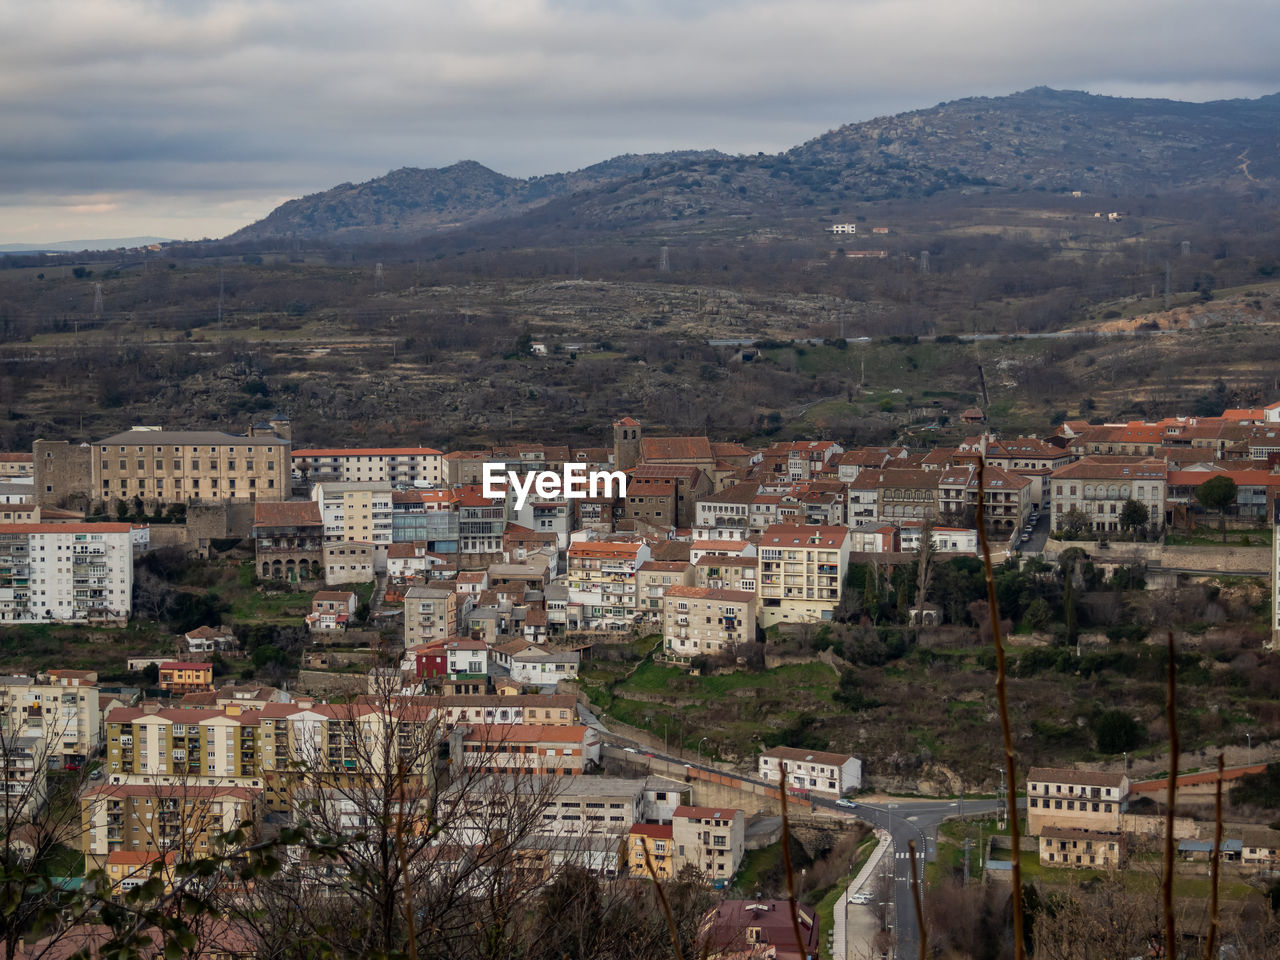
<box><xmin>811</xmin><ymin>796</ymin><xmax>1002</xmax><ymax>959</ymax></box>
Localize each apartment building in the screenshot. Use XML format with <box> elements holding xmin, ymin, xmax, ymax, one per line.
<box><xmin>0</xmin><ymin>523</ymin><xmax>134</xmax><ymax>623</ymax></box>
<box><xmin>157</xmin><ymin>663</ymin><xmax>214</xmax><ymax>696</ymax></box>
<box><xmin>457</xmin><ymin>488</ymin><xmax>509</xmax><ymax>564</ymax></box>
<box><xmin>671</xmin><ymin>805</ymin><xmax>745</xmax><ymax>882</ymax></box>
<box><xmin>1026</xmin><ymin>767</ymin><xmax>1129</xmax><ymax>837</ymax></box>
<box><xmin>252</xmin><ymin>500</ymin><xmax>324</xmax><ymax>582</ymax></box>
<box><xmin>627</xmin><ymin>822</ymin><xmax>677</xmax><ymax>879</ymax></box>
<box><xmin>758</xmin><ymin>746</ymin><xmax>862</xmax><ymax>796</ymax></box>
<box><xmin>88</xmin><ymin>425</ymin><xmax>290</xmax><ymax>506</ymax></box>
<box><xmin>983</xmin><ymin>437</ymin><xmax>1075</xmax><ymax>511</ymax></box>
<box><xmin>756</xmin><ymin>525</ymin><xmax>852</xmax><ymax>626</ymax></box>
<box><xmin>0</xmin><ymin>671</ymin><xmax>102</xmax><ymax>767</ymax></box>
<box><xmin>435</xmin><ymin>694</ymin><xmax>579</xmax><ymax>728</ymax></box>
<box><xmin>312</xmin><ymin>481</ymin><xmax>393</xmax><ymax>571</ymax></box>
<box><xmin>0</xmin><ymin>734</ymin><xmax>46</xmax><ymax>817</ymax></box>
<box><xmin>1050</xmin><ymin>457</ymin><xmax>1168</xmax><ymax>534</ymax></box>
<box><xmin>403</xmin><ymin>583</ymin><xmax>465</xmax><ymax>646</ymax></box>
<box><xmin>291</xmin><ymin>447</ymin><xmax>443</xmax><ymax>487</ymax></box>
<box><xmin>626</xmin><ymin>465</ymin><xmax>712</xmax><ymax>528</ymax></box>
<box><xmin>662</xmin><ymin>586</ymin><xmax>756</xmax><ymax>659</ymax></box>
<box><xmin>105</xmin><ymin>706</ymin><xmax>266</xmax><ymax>784</ymax></box>
<box><xmin>323</xmin><ymin>541</ymin><xmax>375</xmax><ymax>584</ymax></box>
<box><xmin>0</xmin><ymin>453</ymin><xmax>33</xmax><ymax>477</ymax></box>
<box><xmin>566</xmin><ymin>539</ymin><xmax>652</xmax><ymax>630</ymax></box>
<box><xmin>81</xmin><ymin>782</ymin><xmax>260</xmax><ymax>870</ymax></box>
<box><xmin>874</xmin><ymin>468</ymin><xmax>940</xmax><ymax>522</ymax></box>
<box><xmin>457</xmin><ymin>724</ymin><xmax>600</xmax><ymax>775</ymax></box>
<box><xmin>636</xmin><ymin>560</ymin><xmax>696</xmax><ymax>620</ymax></box>
<box><xmin>694</xmin><ymin>555</ymin><xmax>757</xmax><ymax>594</ymax></box>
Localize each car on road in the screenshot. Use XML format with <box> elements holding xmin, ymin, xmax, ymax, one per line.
<box><xmin>1020</xmin><ymin>533</ymin><xmax>1030</xmax><ymax>542</ymax></box>
<box><xmin>623</xmin><ymin>747</ymin><xmax>638</xmax><ymax>754</ymax></box>
<box><xmin>89</xmin><ymin>767</ymin><xmax>102</xmax><ymax>780</ymax></box>
<box><xmin>848</xmin><ymin>893</ymin><xmax>871</xmax><ymax>904</ymax></box>
<box><xmin>836</xmin><ymin>797</ymin><xmax>858</xmax><ymax>809</ymax></box>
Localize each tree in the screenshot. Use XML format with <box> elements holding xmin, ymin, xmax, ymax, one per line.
<box><xmin>1195</xmin><ymin>475</ymin><xmax>1237</xmax><ymax>542</ymax></box>
<box><xmin>1059</xmin><ymin>505</ymin><xmax>1091</xmax><ymax>539</ymax></box>
<box><xmin>1118</xmin><ymin>499</ymin><xmax>1149</xmax><ymax>540</ymax></box>
<box><xmin>1093</xmin><ymin>710</ymin><xmax>1145</xmax><ymax>754</ymax></box>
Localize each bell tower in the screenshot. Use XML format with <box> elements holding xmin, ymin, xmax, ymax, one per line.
<box><xmin>613</xmin><ymin>417</ymin><xmax>642</xmax><ymax>471</ymax></box>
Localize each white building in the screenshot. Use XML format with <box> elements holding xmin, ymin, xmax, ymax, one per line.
<box><xmin>509</xmin><ymin>649</ymin><xmax>580</xmax><ymax>685</ymax></box>
<box><xmin>292</xmin><ymin>447</ymin><xmax>444</xmax><ymax>487</ymax></box>
<box><xmin>0</xmin><ymin>523</ymin><xmax>134</xmax><ymax>623</ymax></box>
<box><xmin>758</xmin><ymin>745</ymin><xmax>862</xmax><ymax>797</ymax></box>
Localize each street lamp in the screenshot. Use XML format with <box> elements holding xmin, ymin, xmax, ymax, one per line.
<box><xmin>698</xmin><ymin>737</ymin><xmax>709</xmax><ymax>766</ymax></box>
<box><xmin>1247</xmin><ymin>733</ymin><xmax>1252</xmax><ymax>766</ymax></box>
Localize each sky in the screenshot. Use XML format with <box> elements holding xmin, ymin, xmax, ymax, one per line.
<box><xmin>1</xmin><ymin>0</ymin><xmax>1277</xmax><ymax>244</ymax></box>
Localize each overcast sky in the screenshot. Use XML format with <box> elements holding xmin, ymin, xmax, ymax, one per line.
<box><xmin>2</xmin><ymin>0</ymin><xmax>1276</xmax><ymax>244</ymax></box>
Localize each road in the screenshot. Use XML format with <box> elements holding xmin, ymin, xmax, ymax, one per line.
<box><xmin>591</xmin><ymin>708</ymin><xmax>1004</xmax><ymax>960</ymax></box>
<box><xmin>810</xmin><ymin>796</ymin><xmax>1003</xmax><ymax>959</ymax></box>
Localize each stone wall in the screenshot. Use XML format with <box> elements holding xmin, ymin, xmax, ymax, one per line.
<box><xmin>1042</xmin><ymin>538</ymin><xmax>1270</xmax><ymax>575</ymax></box>
<box><xmin>33</xmin><ymin>439</ymin><xmax>93</xmax><ymax>508</ymax></box>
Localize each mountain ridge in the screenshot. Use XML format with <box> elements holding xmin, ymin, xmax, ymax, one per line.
<box><xmin>225</xmin><ymin>87</ymin><xmax>1280</xmax><ymax>244</ymax></box>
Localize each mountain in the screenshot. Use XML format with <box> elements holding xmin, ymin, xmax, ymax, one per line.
<box><xmin>224</xmin><ymin>151</ymin><xmax>726</xmax><ymax>243</ymax></box>
<box><xmin>225</xmin><ymin>88</ymin><xmax>1280</xmax><ymax>244</ymax></box>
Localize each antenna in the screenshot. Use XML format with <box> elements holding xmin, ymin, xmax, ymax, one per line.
<box><xmin>92</xmin><ymin>283</ymin><xmax>103</xmax><ymax>318</ymax></box>
<box><xmin>1180</xmin><ymin>241</ymin><xmax>1190</xmax><ymax>258</ymax></box>
<box><xmin>375</xmin><ymin>262</ymin><xmax>384</xmax><ymax>293</ymax></box>
<box><xmin>658</xmin><ymin>246</ymin><xmax>670</xmax><ymax>272</ymax></box>
<box><xmin>918</xmin><ymin>250</ymin><xmax>930</xmax><ymax>274</ymax></box>
<box><xmin>218</xmin><ymin>267</ymin><xmax>224</xmax><ymax>326</ymax></box>
<box><xmin>1164</xmin><ymin>261</ymin><xmax>1171</xmax><ymax>311</ymax></box>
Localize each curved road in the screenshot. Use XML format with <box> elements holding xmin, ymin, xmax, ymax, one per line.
<box><xmin>589</xmin><ymin>710</ymin><xmax>1007</xmax><ymax>960</ymax></box>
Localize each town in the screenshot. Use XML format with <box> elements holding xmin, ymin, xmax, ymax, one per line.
<box><xmin>2</xmin><ymin>394</ymin><xmax>1279</xmax><ymax>959</ymax></box>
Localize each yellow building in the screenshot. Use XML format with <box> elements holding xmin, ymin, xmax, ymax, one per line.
<box><xmin>94</xmin><ymin>426</ymin><xmax>290</xmax><ymax>506</ymax></box>
<box><xmin>756</xmin><ymin>525</ymin><xmax>852</xmax><ymax>626</ymax></box>
<box><xmin>628</xmin><ymin>822</ymin><xmax>676</xmax><ymax>879</ymax></box>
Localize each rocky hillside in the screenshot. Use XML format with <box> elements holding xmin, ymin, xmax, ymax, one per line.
<box><xmin>225</xmin><ymin>151</ymin><xmax>725</xmax><ymax>243</ymax></box>
<box><xmin>225</xmin><ymin>87</ymin><xmax>1280</xmax><ymax>245</ymax></box>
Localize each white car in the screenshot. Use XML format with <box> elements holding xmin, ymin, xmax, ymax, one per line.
<box><xmin>849</xmin><ymin>893</ymin><xmax>872</xmax><ymax>905</ymax></box>
<box><xmin>836</xmin><ymin>797</ymin><xmax>857</xmax><ymax>809</ymax></box>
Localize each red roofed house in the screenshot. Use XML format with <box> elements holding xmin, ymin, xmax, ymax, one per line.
<box><xmin>307</xmin><ymin>590</ymin><xmax>357</xmax><ymax>631</ymax></box>
<box><xmin>628</xmin><ymin>822</ymin><xmax>676</xmax><ymax>879</ymax></box>
<box><xmin>1050</xmin><ymin>457</ymin><xmax>1167</xmax><ymax>535</ymax></box>
<box><xmin>699</xmin><ymin>900</ymin><xmax>819</xmax><ymax>960</ymax></box>
<box><xmin>458</xmin><ymin>723</ymin><xmax>599</xmax><ymax>775</ymax></box>
<box><xmin>157</xmin><ymin>662</ymin><xmax>214</xmax><ymax>695</ymax></box>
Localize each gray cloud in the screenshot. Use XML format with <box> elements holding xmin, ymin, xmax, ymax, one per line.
<box><xmin>1</xmin><ymin>0</ymin><xmax>1277</xmax><ymax>241</ymax></box>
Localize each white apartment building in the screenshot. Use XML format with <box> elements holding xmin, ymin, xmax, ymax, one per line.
<box><xmin>671</xmin><ymin>805</ymin><xmax>746</xmax><ymax>882</ymax></box>
<box><xmin>0</xmin><ymin>672</ymin><xmax>102</xmax><ymax>766</ymax></box>
<box><xmin>756</xmin><ymin>525</ymin><xmax>852</xmax><ymax>626</ymax></box>
<box><xmin>312</xmin><ymin>482</ymin><xmax>394</xmax><ymax>572</ymax></box>
<box><xmin>758</xmin><ymin>746</ymin><xmax>862</xmax><ymax>797</ymax></box>
<box><xmin>662</xmin><ymin>586</ymin><xmax>756</xmax><ymax>659</ymax></box>
<box><xmin>0</xmin><ymin>523</ymin><xmax>134</xmax><ymax>623</ymax></box>
<box><xmin>694</xmin><ymin>483</ymin><xmax>758</xmax><ymax>541</ymax></box>
<box><xmin>292</xmin><ymin>447</ymin><xmax>444</xmax><ymax>487</ymax></box>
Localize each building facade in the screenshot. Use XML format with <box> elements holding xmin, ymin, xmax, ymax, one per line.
<box><xmin>0</xmin><ymin>523</ymin><xmax>134</xmax><ymax>623</ymax></box>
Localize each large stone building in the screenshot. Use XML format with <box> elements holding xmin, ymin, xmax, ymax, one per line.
<box><xmin>35</xmin><ymin>421</ymin><xmax>291</xmax><ymax>510</ymax></box>
<box><xmin>661</xmin><ymin>586</ymin><xmax>756</xmax><ymax>659</ymax></box>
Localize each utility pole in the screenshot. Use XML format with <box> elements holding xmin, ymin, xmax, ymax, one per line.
<box><xmin>1164</xmin><ymin>261</ymin><xmax>1171</xmax><ymax>311</ymax></box>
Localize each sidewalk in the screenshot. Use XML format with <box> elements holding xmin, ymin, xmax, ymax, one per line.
<box><xmin>833</xmin><ymin>829</ymin><xmax>892</xmax><ymax>960</ymax></box>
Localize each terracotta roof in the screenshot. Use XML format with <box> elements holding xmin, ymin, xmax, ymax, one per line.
<box><xmin>674</xmin><ymin>804</ymin><xmax>742</xmax><ymax>820</ymax></box>
<box><xmin>761</xmin><ymin>745</ymin><xmax>855</xmax><ymax>766</ymax></box>
<box><xmin>1051</xmin><ymin>457</ymin><xmax>1167</xmax><ymax>481</ymax></box>
<box><xmin>313</xmin><ymin>590</ymin><xmax>356</xmax><ymax>602</ymax></box>
<box><xmin>568</xmin><ymin>540</ymin><xmax>643</xmax><ymax>558</ymax></box>
<box><xmin>699</xmin><ymin>482</ymin><xmax>760</xmax><ymax>505</ymax></box>
<box><xmin>1026</xmin><ymin>766</ymin><xmax>1127</xmax><ymax>788</ymax></box>
<box><xmin>759</xmin><ymin>525</ymin><xmax>849</xmax><ymax>548</ymax></box>
<box><xmin>159</xmin><ymin>661</ymin><xmax>211</xmax><ymax>671</ymax></box>
<box><xmin>184</xmin><ymin>625</ymin><xmax>233</xmax><ymax>640</ymax></box>
<box><xmin>629</xmin><ymin>822</ymin><xmax>674</xmax><ymax>839</ymax></box>
<box><xmin>640</xmin><ymin>436</ymin><xmax>714</xmax><ymax>462</ymax></box>
<box><xmin>462</xmin><ymin>723</ymin><xmax>590</xmax><ymax>744</ymax></box>
<box><xmin>0</xmin><ymin>522</ymin><xmax>132</xmax><ymax>534</ymax></box>
<box><xmin>695</xmin><ymin>555</ymin><xmax>756</xmax><ymax>567</ymax></box>
<box><xmin>253</xmin><ymin>500</ymin><xmax>322</xmax><ymax>527</ymax></box>
<box><xmin>639</xmin><ymin>560</ymin><xmax>692</xmax><ymax>573</ymax></box>
<box><xmin>293</xmin><ymin>447</ymin><xmax>442</xmax><ymax>457</ymax></box>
